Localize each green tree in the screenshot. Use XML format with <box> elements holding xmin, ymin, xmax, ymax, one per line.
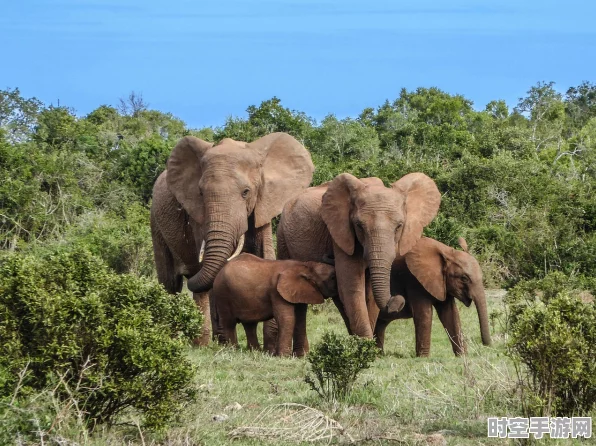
<box><xmin>515</xmin><ymin>81</ymin><xmax>566</xmax><ymax>156</ymax></box>
<box><xmin>565</xmin><ymin>81</ymin><xmax>596</xmax><ymax>130</ymax></box>
<box><xmin>215</xmin><ymin>97</ymin><xmax>314</xmax><ymax>143</ymax></box>
<box><xmin>0</xmin><ymin>88</ymin><xmax>42</xmax><ymax>143</ymax></box>
<box><xmin>309</xmin><ymin>115</ymin><xmax>380</xmax><ymax>162</ymax></box>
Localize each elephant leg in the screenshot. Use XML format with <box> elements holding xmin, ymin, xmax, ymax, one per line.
<box><xmin>215</xmin><ymin>310</ymin><xmax>237</xmax><ymax>346</ymax></box>
<box><xmin>410</xmin><ymin>292</ymin><xmax>434</xmax><ymax>357</ymax></box>
<box><xmin>435</xmin><ymin>299</ymin><xmax>466</xmax><ymax>356</ymax></box>
<box><xmin>332</xmin><ymin>296</ymin><xmax>354</xmax><ymax>335</ymax></box>
<box><xmin>151</xmin><ymin>223</ymin><xmax>183</xmax><ymax>294</ymax></box>
<box><xmin>262</xmin><ymin>320</ymin><xmax>278</xmax><ymax>355</ymax></box>
<box><xmin>333</xmin><ymin>243</ymin><xmax>371</xmax><ymax>337</ymax></box>
<box><xmin>223</xmin><ymin>324</ymin><xmax>238</xmax><ymax>347</ymax></box>
<box><xmin>210</xmin><ymin>295</ymin><xmax>226</xmax><ymax>345</ymax></box>
<box><xmin>273</xmin><ymin>302</ymin><xmax>295</xmax><ymax>357</ymax></box>
<box><xmin>242</xmin><ymin>322</ymin><xmax>260</xmax><ymax>351</ymax></box>
<box><xmin>192</xmin><ymin>291</ymin><xmax>212</xmax><ymax>346</ymax></box>
<box><xmin>257</xmin><ymin>222</ymin><xmax>279</xmax><ymax>351</ymax></box>
<box><xmin>292</xmin><ymin>304</ymin><xmax>309</xmax><ymax>357</ymax></box>
<box><xmin>374</xmin><ymin>318</ymin><xmax>390</xmax><ymax>352</ymax></box>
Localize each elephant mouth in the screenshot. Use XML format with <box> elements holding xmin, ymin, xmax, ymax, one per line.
<box><xmin>198</xmin><ymin>233</ymin><xmax>245</xmax><ymax>263</ymax></box>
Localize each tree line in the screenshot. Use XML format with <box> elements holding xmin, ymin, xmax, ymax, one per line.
<box><xmin>1</xmin><ymin>82</ymin><xmax>596</xmax><ymax>286</ymax></box>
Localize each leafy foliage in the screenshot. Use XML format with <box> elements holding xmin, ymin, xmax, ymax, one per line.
<box><xmin>506</xmin><ymin>272</ymin><xmax>596</xmax><ymax>416</ymax></box>
<box><xmin>0</xmin><ymin>246</ymin><xmax>202</xmax><ymax>430</ymax></box>
<box><xmin>305</xmin><ymin>331</ymin><xmax>379</xmax><ymax>402</ymax></box>
<box><xmin>1</xmin><ymin>82</ymin><xmax>596</xmax><ymax>440</ymax></box>
<box><xmin>2</xmin><ymin>84</ymin><xmax>596</xmax><ymax>287</ymax></box>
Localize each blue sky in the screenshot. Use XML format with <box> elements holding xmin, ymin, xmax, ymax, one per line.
<box><xmin>2</xmin><ymin>0</ymin><xmax>595</xmax><ymax>128</ymax></box>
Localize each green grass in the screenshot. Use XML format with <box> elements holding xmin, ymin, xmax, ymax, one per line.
<box><xmin>7</xmin><ymin>291</ymin><xmax>593</xmax><ymax>445</ymax></box>
<box><xmin>166</xmin><ymin>292</ymin><xmax>515</xmax><ymax>445</ymax></box>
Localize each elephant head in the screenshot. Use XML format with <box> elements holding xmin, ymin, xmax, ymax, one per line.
<box><xmin>277</xmin><ymin>262</ymin><xmax>338</xmax><ymax>304</ymax></box>
<box><xmin>321</xmin><ymin>173</ymin><xmax>441</xmax><ymax>314</ymax></box>
<box><xmin>166</xmin><ymin>133</ymin><xmax>314</xmax><ymax>292</ymax></box>
<box><xmin>405</xmin><ymin>237</ymin><xmax>492</xmax><ymax>346</ymax></box>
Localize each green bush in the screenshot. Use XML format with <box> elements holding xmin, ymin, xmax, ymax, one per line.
<box><xmin>60</xmin><ymin>203</ymin><xmax>155</xmax><ymax>277</ymax></box>
<box><xmin>0</xmin><ymin>246</ymin><xmax>202</xmax><ymax>433</ymax></box>
<box><xmin>305</xmin><ymin>331</ymin><xmax>379</xmax><ymax>402</ymax></box>
<box><xmin>506</xmin><ymin>272</ymin><xmax>596</xmax><ymax>416</ymax></box>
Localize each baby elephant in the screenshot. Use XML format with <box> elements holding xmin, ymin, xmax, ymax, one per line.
<box><xmin>210</xmin><ymin>253</ymin><xmax>338</xmax><ymax>357</ymax></box>
<box><xmin>374</xmin><ymin>237</ymin><xmax>491</xmax><ymax>357</ymax></box>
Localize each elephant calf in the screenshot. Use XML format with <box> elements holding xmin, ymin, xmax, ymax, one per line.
<box><xmin>374</xmin><ymin>237</ymin><xmax>492</xmax><ymax>357</ymax></box>
<box><xmin>210</xmin><ymin>253</ymin><xmax>338</xmax><ymax>357</ymax></box>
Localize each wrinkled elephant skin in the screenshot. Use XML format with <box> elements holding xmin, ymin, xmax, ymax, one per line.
<box><xmin>375</xmin><ymin>237</ymin><xmax>492</xmax><ymax>357</ymax></box>
<box><xmin>210</xmin><ymin>253</ymin><xmax>338</xmax><ymax>357</ymax></box>
<box><xmin>150</xmin><ymin>133</ymin><xmax>314</xmax><ymax>345</ymax></box>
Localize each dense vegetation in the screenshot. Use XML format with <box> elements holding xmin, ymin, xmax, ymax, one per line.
<box><xmin>2</xmin><ymin>83</ymin><xmax>596</xmax><ymax>286</ymax></box>
<box><xmin>1</xmin><ymin>83</ymin><xmax>596</xmax><ymax>441</ymax></box>
<box><xmin>506</xmin><ymin>272</ymin><xmax>596</xmax><ymax>417</ymax></box>
<box><xmin>0</xmin><ymin>246</ymin><xmax>203</xmax><ymax>437</ymax></box>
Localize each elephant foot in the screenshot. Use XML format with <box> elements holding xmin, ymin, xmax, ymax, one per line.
<box><xmin>192</xmin><ymin>291</ymin><xmax>211</xmax><ymax>347</ymax></box>
<box><xmin>262</xmin><ymin>319</ymin><xmax>279</xmax><ymax>354</ymax></box>
<box><xmin>292</xmin><ymin>348</ymin><xmax>307</xmax><ymax>358</ymax></box>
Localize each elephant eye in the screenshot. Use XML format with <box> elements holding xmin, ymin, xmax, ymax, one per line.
<box><xmin>395</xmin><ymin>222</ymin><xmax>403</xmax><ymax>231</ymax></box>
<box><xmin>355</xmin><ymin>220</ymin><xmax>363</xmax><ymax>229</ymax></box>
<box><xmin>242</xmin><ymin>188</ymin><xmax>250</xmax><ymax>198</ymax></box>
<box><xmin>461</xmin><ymin>274</ymin><xmax>470</xmax><ymax>283</ymax></box>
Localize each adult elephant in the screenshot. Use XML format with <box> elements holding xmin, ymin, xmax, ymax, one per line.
<box><xmin>275</xmin><ymin>173</ymin><xmax>441</xmax><ymax>348</ymax></box>
<box><xmin>150</xmin><ymin>133</ymin><xmax>314</xmax><ymax>345</ymax></box>
<box><xmin>374</xmin><ymin>237</ymin><xmax>492</xmax><ymax>356</ymax></box>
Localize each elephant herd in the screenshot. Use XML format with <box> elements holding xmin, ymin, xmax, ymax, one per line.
<box><xmin>150</xmin><ymin>132</ymin><xmax>492</xmax><ymax>357</ymax></box>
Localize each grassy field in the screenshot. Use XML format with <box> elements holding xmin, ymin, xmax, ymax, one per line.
<box><xmin>173</xmin><ymin>291</ymin><xmax>510</xmax><ymax>445</ymax></box>
<box><xmin>22</xmin><ymin>291</ymin><xmax>594</xmax><ymax>445</ymax></box>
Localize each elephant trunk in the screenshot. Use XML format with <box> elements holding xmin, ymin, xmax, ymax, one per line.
<box><xmin>187</xmin><ymin>219</ymin><xmax>238</xmax><ymax>293</ymax></box>
<box><xmin>368</xmin><ymin>239</ymin><xmax>404</xmax><ymax>314</ymax></box>
<box><xmin>474</xmin><ymin>286</ymin><xmax>492</xmax><ymax>346</ymax></box>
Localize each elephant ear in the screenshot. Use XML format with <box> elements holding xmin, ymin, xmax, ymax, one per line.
<box><xmin>458</xmin><ymin>237</ymin><xmax>469</xmax><ymax>252</ymax></box>
<box><xmin>321</xmin><ymin>173</ymin><xmax>365</xmax><ymax>256</ymax></box>
<box><xmin>405</xmin><ymin>237</ymin><xmax>447</xmax><ymax>301</ymax></box>
<box><xmin>166</xmin><ymin>136</ymin><xmax>213</xmax><ymax>223</ymax></box>
<box><xmin>392</xmin><ymin>173</ymin><xmax>441</xmax><ymax>256</ymax></box>
<box><xmin>277</xmin><ymin>269</ymin><xmax>325</xmax><ymax>305</ymax></box>
<box><xmin>250</xmin><ymin>133</ymin><xmax>315</xmax><ymax>228</ymax></box>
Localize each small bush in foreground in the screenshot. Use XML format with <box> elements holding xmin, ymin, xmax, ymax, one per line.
<box><xmin>0</xmin><ymin>246</ymin><xmax>202</xmax><ymax>434</ymax></box>
<box><xmin>305</xmin><ymin>331</ymin><xmax>379</xmax><ymax>402</ymax></box>
<box><xmin>506</xmin><ymin>272</ymin><xmax>596</xmax><ymax>416</ymax></box>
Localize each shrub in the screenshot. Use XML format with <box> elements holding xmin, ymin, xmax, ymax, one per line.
<box><xmin>506</xmin><ymin>272</ymin><xmax>596</xmax><ymax>416</ymax></box>
<box><xmin>305</xmin><ymin>331</ymin><xmax>379</xmax><ymax>402</ymax></box>
<box><xmin>0</xmin><ymin>246</ymin><xmax>202</xmax><ymax>433</ymax></box>
<box><xmin>60</xmin><ymin>203</ymin><xmax>154</xmax><ymax>277</ymax></box>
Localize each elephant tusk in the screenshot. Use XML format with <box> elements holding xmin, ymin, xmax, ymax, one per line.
<box><xmin>199</xmin><ymin>240</ymin><xmax>206</xmax><ymax>263</ymax></box>
<box><xmin>198</xmin><ymin>234</ymin><xmax>244</xmax><ymax>263</ymax></box>
<box><xmin>227</xmin><ymin>234</ymin><xmax>245</xmax><ymax>261</ymax></box>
